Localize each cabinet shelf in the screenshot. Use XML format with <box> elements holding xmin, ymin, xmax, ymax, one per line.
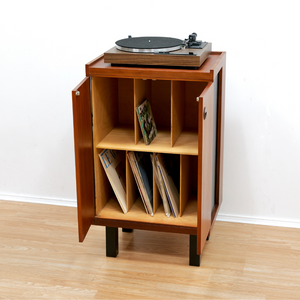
<box><xmin>95</xmin><ymin>197</ymin><xmax>197</xmax><ymax>232</ymax></box>
<box><xmin>96</xmin><ymin>125</ymin><xmax>198</xmax><ymax>155</ymax></box>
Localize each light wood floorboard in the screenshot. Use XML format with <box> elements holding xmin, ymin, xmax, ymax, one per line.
<box><xmin>1</xmin><ymin>200</ymin><xmax>300</xmax><ymax>299</ymax></box>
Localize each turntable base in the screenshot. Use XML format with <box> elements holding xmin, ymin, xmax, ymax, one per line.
<box><xmin>104</xmin><ymin>43</ymin><xmax>212</xmax><ymax>68</ymax></box>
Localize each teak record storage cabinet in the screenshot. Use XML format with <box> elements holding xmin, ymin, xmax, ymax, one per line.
<box><xmin>72</xmin><ymin>52</ymin><xmax>226</xmax><ymax>266</ymax></box>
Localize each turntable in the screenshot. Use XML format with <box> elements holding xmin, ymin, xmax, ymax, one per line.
<box><xmin>104</xmin><ymin>33</ymin><xmax>212</xmax><ymax>68</ymax></box>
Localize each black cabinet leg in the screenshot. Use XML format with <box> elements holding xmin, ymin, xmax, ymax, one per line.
<box><xmin>189</xmin><ymin>235</ymin><xmax>200</xmax><ymax>267</ymax></box>
<box><xmin>106</xmin><ymin>227</ymin><xmax>119</xmax><ymax>257</ymax></box>
<box><xmin>122</xmin><ymin>228</ymin><xmax>133</xmax><ymax>233</ymax></box>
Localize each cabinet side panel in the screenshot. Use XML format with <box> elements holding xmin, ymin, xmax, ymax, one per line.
<box><xmin>197</xmin><ymin>83</ymin><xmax>214</xmax><ymax>255</ymax></box>
<box><xmin>72</xmin><ymin>77</ymin><xmax>95</xmax><ymax>242</ymax></box>
<box><xmin>211</xmin><ymin>74</ymin><xmax>219</xmax><ymax>214</ymax></box>
<box><xmin>92</xmin><ymin>77</ymin><xmax>118</xmax><ymax>214</ymax></box>
<box><xmin>95</xmin><ymin>148</ymin><xmax>113</xmax><ymax>215</ymax></box>
<box><xmin>216</xmin><ymin>67</ymin><xmax>225</xmax><ymax>208</ymax></box>
<box><xmin>92</xmin><ymin>77</ymin><xmax>118</xmax><ymax>144</ymax></box>
<box><xmin>210</xmin><ymin>65</ymin><xmax>226</xmax><ymax>232</ymax></box>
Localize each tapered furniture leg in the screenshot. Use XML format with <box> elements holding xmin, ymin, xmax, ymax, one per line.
<box><xmin>106</xmin><ymin>227</ymin><xmax>119</xmax><ymax>257</ymax></box>
<box><xmin>122</xmin><ymin>228</ymin><xmax>133</xmax><ymax>233</ymax></box>
<box><xmin>189</xmin><ymin>235</ymin><xmax>200</xmax><ymax>266</ymax></box>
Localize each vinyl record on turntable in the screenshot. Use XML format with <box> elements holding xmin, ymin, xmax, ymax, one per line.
<box><xmin>115</xmin><ymin>36</ymin><xmax>183</xmax><ymax>53</ymax></box>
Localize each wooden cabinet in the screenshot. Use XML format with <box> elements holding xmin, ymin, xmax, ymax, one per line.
<box><xmin>72</xmin><ymin>52</ymin><xmax>226</xmax><ymax>266</ymax></box>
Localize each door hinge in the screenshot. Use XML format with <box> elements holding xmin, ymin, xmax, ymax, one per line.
<box><xmin>204</xmin><ymin>107</ymin><xmax>207</xmax><ymax>120</ymax></box>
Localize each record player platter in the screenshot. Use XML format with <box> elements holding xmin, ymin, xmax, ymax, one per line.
<box><xmin>104</xmin><ymin>33</ymin><xmax>212</xmax><ymax>68</ymax></box>
<box><xmin>115</xmin><ymin>36</ymin><xmax>183</xmax><ymax>53</ymax></box>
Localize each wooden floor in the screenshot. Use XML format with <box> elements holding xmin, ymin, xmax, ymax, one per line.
<box><xmin>1</xmin><ymin>200</ymin><xmax>300</xmax><ymax>299</ymax></box>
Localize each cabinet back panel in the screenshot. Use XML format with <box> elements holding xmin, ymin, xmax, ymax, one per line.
<box><xmin>171</xmin><ymin>81</ymin><xmax>185</xmax><ymax>147</ymax></box>
<box><xmin>180</xmin><ymin>155</ymin><xmax>198</xmax><ymax>216</ymax></box>
<box><xmin>150</xmin><ymin>80</ymin><xmax>171</xmax><ymax>129</ymax></box>
<box><xmin>134</xmin><ymin>79</ymin><xmax>152</xmax><ymax>144</ymax></box>
<box><xmin>118</xmin><ymin>78</ymin><xmax>134</xmax><ymax>126</ymax></box>
<box><xmin>190</xmin><ymin>156</ymin><xmax>199</xmax><ymax>195</ymax></box>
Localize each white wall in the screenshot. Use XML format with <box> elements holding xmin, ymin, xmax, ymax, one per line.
<box><xmin>1</xmin><ymin>1</ymin><xmax>299</xmax><ymax>227</ymax></box>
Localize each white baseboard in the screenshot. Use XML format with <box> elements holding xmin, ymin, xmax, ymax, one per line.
<box><xmin>0</xmin><ymin>193</ymin><xmax>76</xmax><ymax>207</ymax></box>
<box><xmin>217</xmin><ymin>213</ymin><xmax>300</xmax><ymax>229</ymax></box>
<box><xmin>1</xmin><ymin>194</ymin><xmax>300</xmax><ymax>229</ymax></box>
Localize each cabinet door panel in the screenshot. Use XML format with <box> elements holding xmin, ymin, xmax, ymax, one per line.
<box><xmin>72</xmin><ymin>77</ymin><xmax>95</xmax><ymax>242</ymax></box>
<box><xmin>197</xmin><ymin>82</ymin><xmax>214</xmax><ymax>255</ymax></box>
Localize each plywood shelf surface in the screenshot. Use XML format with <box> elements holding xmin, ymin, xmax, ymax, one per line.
<box><xmin>96</xmin><ymin>126</ymin><xmax>198</xmax><ymax>155</ymax></box>
<box><xmin>96</xmin><ymin>197</ymin><xmax>197</xmax><ymax>229</ymax></box>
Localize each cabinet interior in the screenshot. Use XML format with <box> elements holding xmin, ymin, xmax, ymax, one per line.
<box><xmin>92</xmin><ymin>76</ymin><xmax>207</xmax><ymax>227</ymax></box>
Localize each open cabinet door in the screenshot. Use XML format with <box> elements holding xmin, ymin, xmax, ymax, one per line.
<box><xmin>72</xmin><ymin>77</ymin><xmax>95</xmax><ymax>242</ymax></box>
<box><xmin>197</xmin><ymin>82</ymin><xmax>214</xmax><ymax>255</ymax></box>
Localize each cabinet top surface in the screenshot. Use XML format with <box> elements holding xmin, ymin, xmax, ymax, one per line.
<box><xmin>86</xmin><ymin>51</ymin><xmax>225</xmax><ymax>82</ymax></box>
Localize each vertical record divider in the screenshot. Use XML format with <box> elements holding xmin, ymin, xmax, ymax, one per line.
<box><xmin>171</xmin><ymin>80</ymin><xmax>185</xmax><ymax>147</ymax></box>
<box><xmin>152</xmin><ymin>152</ymin><xmax>161</xmax><ymax>215</ymax></box>
<box><xmin>180</xmin><ymin>155</ymin><xmax>192</xmax><ymax>217</ymax></box>
<box><xmin>126</xmin><ymin>150</ymin><xmax>138</xmax><ymax>213</ymax></box>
